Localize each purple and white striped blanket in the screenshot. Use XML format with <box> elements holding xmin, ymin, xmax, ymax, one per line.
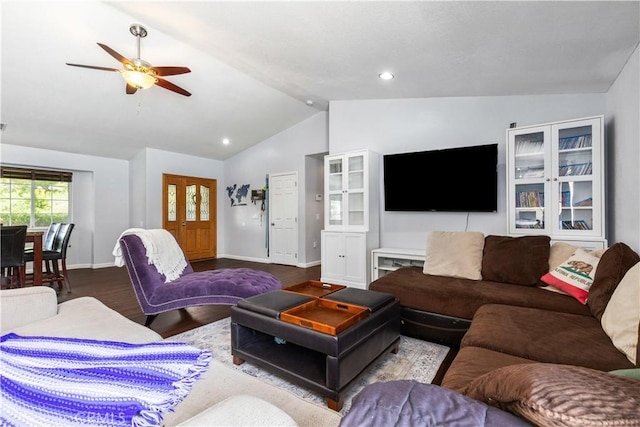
<box><xmin>0</xmin><ymin>333</ymin><xmax>212</xmax><ymax>426</ymax></box>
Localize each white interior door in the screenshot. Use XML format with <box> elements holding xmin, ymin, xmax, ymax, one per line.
<box><xmin>269</xmin><ymin>172</ymin><xmax>298</xmax><ymax>266</ymax></box>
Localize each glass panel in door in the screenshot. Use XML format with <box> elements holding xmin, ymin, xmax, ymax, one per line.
<box><xmin>329</xmin><ymin>194</ymin><xmax>343</xmax><ymax>226</ymax></box>
<box><xmin>347</xmin><ymin>155</ymin><xmax>364</xmax><ymax>190</ymax></box>
<box><xmin>348</xmin><ymin>191</ymin><xmax>364</xmax><ymax>226</ymax></box>
<box><xmin>167</xmin><ymin>184</ymin><xmax>177</xmax><ymax>221</ymax></box>
<box><xmin>513</xmin><ymin>131</ymin><xmax>546</xmax><ymax>230</ymax></box>
<box><xmin>514</xmin><ymin>183</ymin><xmax>545</xmax><ymax>229</ymax></box>
<box><xmin>558</xmin><ymin>181</ymin><xmax>593</xmax><ymax>231</ymax></box>
<box><xmin>186</xmin><ymin>184</ymin><xmax>197</xmax><ymax>221</ymax></box>
<box><xmin>200</xmin><ymin>185</ymin><xmax>210</xmax><ymax>221</ymax></box>
<box><xmin>328</xmin><ymin>158</ymin><xmax>343</xmax><ymax>191</ymax></box>
<box><xmin>556</xmin><ymin>124</ymin><xmax>594</xmax><ymax>232</ymax></box>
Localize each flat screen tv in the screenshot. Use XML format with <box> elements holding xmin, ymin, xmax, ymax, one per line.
<box><xmin>384</xmin><ymin>143</ymin><xmax>498</xmax><ymax>212</ymax></box>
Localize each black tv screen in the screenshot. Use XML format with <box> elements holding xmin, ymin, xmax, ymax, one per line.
<box><xmin>384</xmin><ymin>144</ymin><xmax>498</xmax><ymax>212</ymax></box>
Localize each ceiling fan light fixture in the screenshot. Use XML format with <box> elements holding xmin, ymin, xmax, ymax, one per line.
<box><xmin>121</xmin><ymin>70</ymin><xmax>157</xmax><ymax>89</ymax></box>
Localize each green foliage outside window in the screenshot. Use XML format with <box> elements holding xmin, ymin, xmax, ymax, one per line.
<box><xmin>0</xmin><ymin>177</ymin><xmax>69</xmax><ymax>227</ymax></box>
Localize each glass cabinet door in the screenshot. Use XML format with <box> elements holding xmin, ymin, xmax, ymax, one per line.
<box><xmin>552</xmin><ymin>119</ymin><xmax>600</xmax><ymax>235</ymax></box>
<box><xmin>347</xmin><ymin>154</ymin><xmax>365</xmax><ymax>227</ymax></box>
<box><xmin>511</xmin><ymin>126</ymin><xmax>550</xmax><ymax>233</ymax></box>
<box><xmin>324</xmin><ymin>150</ymin><xmax>370</xmax><ymax>231</ymax></box>
<box><xmin>327</xmin><ymin>157</ymin><xmax>344</xmax><ymax>227</ymax></box>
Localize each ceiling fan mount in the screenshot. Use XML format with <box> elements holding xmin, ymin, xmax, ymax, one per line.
<box><xmin>66</xmin><ymin>24</ymin><xmax>191</xmax><ymax>97</ymax></box>
<box><xmin>129</xmin><ymin>24</ymin><xmax>147</xmax><ymax>39</ymax></box>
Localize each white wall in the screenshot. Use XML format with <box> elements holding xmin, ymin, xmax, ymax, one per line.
<box><xmin>329</xmin><ymin>94</ymin><xmax>606</xmax><ymax>250</ymax></box>
<box><xmin>223</xmin><ymin>112</ymin><xmax>328</xmax><ymax>264</ymax></box>
<box><xmin>0</xmin><ymin>144</ymin><xmax>129</xmax><ymax>267</ymax></box>
<box><xmin>605</xmin><ymin>45</ymin><xmax>640</xmax><ymax>253</ymax></box>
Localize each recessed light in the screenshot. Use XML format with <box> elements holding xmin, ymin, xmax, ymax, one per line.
<box><xmin>378</xmin><ymin>71</ymin><xmax>394</xmax><ymax>80</ymax></box>
<box><xmin>222</xmin><ymin>138</ymin><xmax>230</xmax><ymax>145</ymax></box>
<box><xmin>306</xmin><ymin>100</ymin><xmax>314</xmax><ymax>106</ymax></box>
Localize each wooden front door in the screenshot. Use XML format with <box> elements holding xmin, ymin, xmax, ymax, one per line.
<box><xmin>163</xmin><ymin>174</ymin><xmax>217</xmax><ymax>260</ymax></box>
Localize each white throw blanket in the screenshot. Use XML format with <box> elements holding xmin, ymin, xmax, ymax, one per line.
<box><xmin>113</xmin><ymin>228</ymin><xmax>188</xmax><ymax>282</ymax></box>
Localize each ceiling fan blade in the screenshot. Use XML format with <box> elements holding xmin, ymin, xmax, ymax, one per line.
<box><xmin>150</xmin><ymin>66</ymin><xmax>191</xmax><ymax>76</ymax></box>
<box><xmin>126</xmin><ymin>84</ymin><xmax>138</xmax><ymax>95</ymax></box>
<box><xmin>97</xmin><ymin>43</ymin><xmax>134</xmax><ymax>66</ymax></box>
<box><xmin>155</xmin><ymin>78</ymin><xmax>191</xmax><ymax>97</ymax></box>
<box><xmin>66</xmin><ymin>63</ymin><xmax>120</xmax><ymax>72</ymax></box>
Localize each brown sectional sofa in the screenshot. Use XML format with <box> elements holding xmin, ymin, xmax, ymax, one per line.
<box><xmin>369</xmin><ymin>234</ymin><xmax>640</xmax><ymax>419</ymax></box>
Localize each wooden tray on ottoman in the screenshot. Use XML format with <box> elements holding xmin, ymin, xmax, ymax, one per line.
<box><xmin>280</xmin><ymin>299</ymin><xmax>368</xmax><ymax>335</ymax></box>
<box><xmin>283</xmin><ymin>280</ymin><xmax>346</xmax><ymax>298</ymax></box>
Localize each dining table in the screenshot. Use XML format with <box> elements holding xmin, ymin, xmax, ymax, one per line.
<box><xmin>26</xmin><ymin>230</ymin><xmax>44</xmax><ymax>286</ymax></box>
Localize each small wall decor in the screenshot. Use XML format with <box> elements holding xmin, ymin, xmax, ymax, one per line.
<box><xmin>226</xmin><ymin>184</ymin><xmax>250</xmax><ymax>206</ymax></box>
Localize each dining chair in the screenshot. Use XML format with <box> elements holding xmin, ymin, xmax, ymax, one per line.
<box><xmin>1</xmin><ymin>225</ymin><xmax>28</xmax><ymax>288</ymax></box>
<box><xmin>25</xmin><ymin>223</ymin><xmax>74</xmax><ymax>293</ymax></box>
<box><xmin>25</xmin><ymin>223</ymin><xmax>60</xmax><ymax>256</ymax></box>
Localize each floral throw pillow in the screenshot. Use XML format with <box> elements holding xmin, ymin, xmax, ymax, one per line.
<box><xmin>541</xmin><ymin>248</ymin><xmax>601</xmax><ymax>304</ymax></box>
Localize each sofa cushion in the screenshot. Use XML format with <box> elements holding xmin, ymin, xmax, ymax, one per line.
<box><xmin>601</xmin><ymin>262</ymin><xmax>640</xmax><ymax>366</ymax></box>
<box><xmin>588</xmin><ymin>243</ymin><xmax>640</xmax><ymax>320</ymax></box>
<box><xmin>441</xmin><ymin>346</ymin><xmax>536</xmax><ymax>392</ymax></box>
<box><xmin>461</xmin><ymin>304</ymin><xmax>635</xmax><ymax>371</ymax></box>
<box><xmin>481</xmin><ymin>235</ymin><xmax>550</xmax><ymax>286</ymax></box>
<box><xmin>423</xmin><ymin>231</ymin><xmax>484</xmax><ymax>280</ymax></box>
<box><xmin>369</xmin><ymin>267</ymin><xmax>591</xmax><ymax>321</ymax></box>
<box><xmin>540</xmin><ymin>248</ymin><xmax>601</xmax><ymax>303</ymax></box>
<box><xmin>463</xmin><ymin>363</ymin><xmax>640</xmax><ymax>427</ymax></box>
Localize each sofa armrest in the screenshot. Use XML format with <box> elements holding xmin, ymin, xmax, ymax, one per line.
<box><xmin>1</xmin><ymin>287</ymin><xmax>58</xmax><ymax>333</ymax></box>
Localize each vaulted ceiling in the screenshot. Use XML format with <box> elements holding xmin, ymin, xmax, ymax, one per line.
<box><xmin>2</xmin><ymin>1</ymin><xmax>638</xmax><ymax>161</ymax></box>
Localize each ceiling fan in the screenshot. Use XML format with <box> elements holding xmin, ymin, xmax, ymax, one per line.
<box><xmin>66</xmin><ymin>24</ymin><xmax>191</xmax><ymax>97</ymax></box>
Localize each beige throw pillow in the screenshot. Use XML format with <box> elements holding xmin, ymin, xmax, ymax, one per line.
<box><xmin>601</xmin><ymin>262</ymin><xmax>640</xmax><ymax>365</ymax></box>
<box><xmin>548</xmin><ymin>242</ymin><xmax>606</xmax><ymax>271</ymax></box>
<box><xmin>549</xmin><ymin>242</ymin><xmax>581</xmax><ymax>271</ymax></box>
<box><xmin>423</xmin><ymin>231</ymin><xmax>484</xmax><ymax>280</ymax></box>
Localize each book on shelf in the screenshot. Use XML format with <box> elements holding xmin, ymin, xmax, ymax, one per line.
<box><xmin>515</xmin><ymin>140</ymin><xmax>544</xmax><ymax>155</ymax></box>
<box><xmin>558</xmin><ymin>162</ymin><xmax>592</xmax><ymax>176</ymax></box>
<box><xmin>559</xmin><ymin>134</ymin><xmax>592</xmax><ymax>150</ymax></box>
<box><xmin>521</xmin><ymin>168</ymin><xmax>544</xmax><ymax>178</ymax></box>
<box><xmin>561</xmin><ymin>193</ymin><xmax>593</xmax><ymax>208</ymax></box>
<box><xmin>515</xmin><ymin>191</ymin><xmax>544</xmax><ymax>208</ymax></box>
<box><xmin>573</xmin><ymin>197</ymin><xmax>592</xmax><ymax>207</ymax></box>
<box><xmin>561</xmin><ymin>220</ymin><xmax>591</xmax><ymax>230</ymax></box>
<box><xmin>515</xmin><ymin>219</ymin><xmax>544</xmax><ymax>229</ymax></box>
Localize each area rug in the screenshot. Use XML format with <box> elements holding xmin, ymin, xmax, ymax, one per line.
<box><xmin>168</xmin><ymin>317</ymin><xmax>449</xmax><ymax>415</ymax></box>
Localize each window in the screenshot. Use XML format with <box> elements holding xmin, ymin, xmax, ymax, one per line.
<box><xmin>0</xmin><ymin>166</ymin><xmax>72</xmax><ymax>228</ymax></box>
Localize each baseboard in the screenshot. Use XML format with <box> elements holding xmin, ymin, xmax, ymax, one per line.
<box><xmin>67</xmin><ymin>263</ymin><xmax>114</xmax><ymax>270</ymax></box>
<box><xmin>219</xmin><ymin>255</ymin><xmax>320</xmax><ymax>269</ymax></box>
<box><xmin>219</xmin><ymin>254</ymin><xmax>270</xmax><ymax>264</ymax></box>
<box><xmin>67</xmin><ymin>258</ymin><xmax>320</xmax><ymax>270</ymax></box>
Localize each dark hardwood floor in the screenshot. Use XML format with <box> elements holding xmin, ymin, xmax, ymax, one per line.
<box><xmin>59</xmin><ymin>259</ymin><xmax>321</xmax><ymax>339</ymax></box>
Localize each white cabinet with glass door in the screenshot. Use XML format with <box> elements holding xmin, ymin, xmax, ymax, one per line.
<box><xmin>325</xmin><ymin>150</ymin><xmax>377</xmax><ymax>232</ymax></box>
<box><xmin>506</xmin><ymin>116</ymin><xmax>605</xmax><ymax>247</ymax></box>
<box><xmin>321</xmin><ymin>149</ymin><xmax>379</xmax><ymax>288</ymax></box>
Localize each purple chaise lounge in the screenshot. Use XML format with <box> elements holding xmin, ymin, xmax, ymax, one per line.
<box><xmin>119</xmin><ymin>234</ymin><xmax>282</xmax><ymax>326</ymax></box>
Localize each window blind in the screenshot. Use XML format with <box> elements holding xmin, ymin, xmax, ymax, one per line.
<box><xmin>0</xmin><ymin>166</ymin><xmax>72</xmax><ymax>182</ymax></box>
